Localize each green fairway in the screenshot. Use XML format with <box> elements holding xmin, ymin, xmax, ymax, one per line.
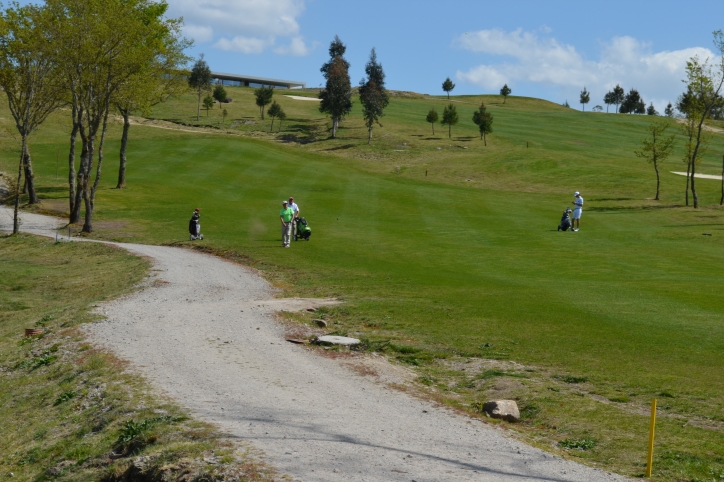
<box><xmin>2</xmin><ymin>90</ymin><xmax>724</xmax><ymax>480</ymax></box>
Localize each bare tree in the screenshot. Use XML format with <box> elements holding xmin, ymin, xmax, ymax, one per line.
<box><xmin>635</xmin><ymin>120</ymin><xmax>676</xmax><ymax>200</ymax></box>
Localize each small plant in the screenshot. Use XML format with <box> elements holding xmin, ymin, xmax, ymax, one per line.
<box><xmin>114</xmin><ymin>415</ymin><xmax>182</xmax><ymax>454</ymax></box>
<box><xmin>54</xmin><ymin>390</ymin><xmax>76</xmax><ymax>406</ymax></box>
<box><xmin>659</xmin><ymin>391</ymin><xmax>675</xmax><ymax>398</ymax></box>
<box><xmin>559</xmin><ymin>438</ymin><xmax>596</xmax><ymax>450</ymax></box>
<box><xmin>520</xmin><ymin>403</ymin><xmax>541</xmax><ymax>420</ymax></box>
<box><xmin>477</xmin><ymin>369</ymin><xmax>506</xmax><ymax>380</ymax></box>
<box><xmin>608</xmin><ymin>395</ymin><xmax>630</xmax><ymax>403</ymax></box>
<box><xmin>417</xmin><ymin>375</ymin><xmax>436</xmax><ymax>386</ymax></box>
<box><xmin>554</xmin><ymin>375</ymin><xmax>588</xmax><ymax>384</ymax></box>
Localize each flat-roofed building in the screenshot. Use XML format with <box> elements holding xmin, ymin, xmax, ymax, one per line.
<box><xmin>211</xmin><ymin>72</ymin><xmax>305</xmax><ymax>89</ymax></box>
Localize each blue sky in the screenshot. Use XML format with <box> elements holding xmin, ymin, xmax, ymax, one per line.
<box><xmin>163</xmin><ymin>0</ymin><xmax>724</xmax><ymax>111</ymax></box>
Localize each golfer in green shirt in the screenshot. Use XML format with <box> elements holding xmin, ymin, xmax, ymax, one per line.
<box><xmin>280</xmin><ymin>200</ymin><xmax>294</xmax><ymax>247</ymax></box>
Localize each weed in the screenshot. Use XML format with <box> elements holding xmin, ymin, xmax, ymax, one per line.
<box><xmin>477</xmin><ymin>369</ymin><xmax>506</xmax><ymax>379</ymax></box>
<box><xmin>520</xmin><ymin>403</ymin><xmax>541</xmax><ymax>420</ymax></box>
<box><xmin>608</xmin><ymin>396</ymin><xmax>630</xmax><ymax>403</ymax></box>
<box><xmin>114</xmin><ymin>416</ymin><xmax>182</xmax><ymax>454</ymax></box>
<box><xmin>559</xmin><ymin>438</ymin><xmax>596</xmax><ymax>450</ymax></box>
<box><xmin>554</xmin><ymin>375</ymin><xmax>588</xmax><ymax>384</ymax></box>
<box><xmin>16</xmin><ymin>353</ymin><xmax>57</xmax><ymax>370</ymax></box>
<box><xmin>54</xmin><ymin>390</ymin><xmax>77</xmax><ymax>406</ymax></box>
<box><xmin>659</xmin><ymin>391</ymin><xmax>675</xmax><ymax>398</ymax></box>
<box><xmin>416</xmin><ymin>375</ymin><xmax>436</xmax><ymax>386</ymax></box>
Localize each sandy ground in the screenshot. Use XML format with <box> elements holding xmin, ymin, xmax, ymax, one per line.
<box><xmin>671</xmin><ymin>171</ymin><xmax>723</xmax><ymax>180</ymax></box>
<box><xmin>283</xmin><ymin>95</ymin><xmax>321</xmax><ymax>102</ymax></box>
<box><xmin>0</xmin><ymin>206</ymin><xmax>627</xmax><ymax>482</ymax></box>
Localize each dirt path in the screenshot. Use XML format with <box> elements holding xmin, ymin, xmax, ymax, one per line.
<box><xmin>671</xmin><ymin>171</ymin><xmax>723</xmax><ymax>180</ymax></box>
<box><xmin>0</xmin><ymin>206</ymin><xmax>626</xmax><ymax>482</ymax></box>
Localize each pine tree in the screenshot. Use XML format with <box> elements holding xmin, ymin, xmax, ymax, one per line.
<box><xmin>267</xmin><ymin>100</ymin><xmax>281</xmax><ymax>131</ymax></box>
<box><xmin>319</xmin><ymin>35</ymin><xmax>352</xmax><ymax>138</ymax></box>
<box><xmin>213</xmin><ymin>84</ymin><xmax>227</xmax><ymax>109</ymax></box>
<box><xmin>442</xmin><ymin>77</ymin><xmax>455</xmax><ymax>99</ymax></box>
<box><xmin>254</xmin><ymin>86</ymin><xmax>274</xmax><ymax>119</ymax></box>
<box><xmin>612</xmin><ymin>84</ymin><xmax>625</xmax><ymax>113</ymax></box>
<box><xmin>203</xmin><ymin>95</ymin><xmax>213</xmax><ymax>116</ymax></box>
<box><xmin>472</xmin><ymin>102</ymin><xmax>493</xmax><ymax>145</ymax></box>
<box><xmin>500</xmin><ymin>84</ymin><xmax>511</xmax><ymax>103</ymax></box>
<box><xmin>664</xmin><ymin>102</ymin><xmax>674</xmax><ymax>117</ymax></box>
<box><xmin>646</xmin><ymin>102</ymin><xmax>658</xmax><ymax>116</ymax></box>
<box><xmin>441</xmin><ymin>103</ymin><xmax>458</xmax><ymax>138</ymax></box>
<box><xmin>359</xmin><ymin>48</ymin><xmax>389</xmax><ymax>144</ymax></box>
<box><xmin>426</xmin><ymin>108</ymin><xmax>438</xmax><ymax>135</ymax></box>
<box><xmin>604</xmin><ymin>91</ymin><xmax>615</xmax><ymax>113</ymax></box>
<box><xmin>189</xmin><ymin>54</ymin><xmax>212</xmax><ymax>121</ymax></box>
<box><xmin>580</xmin><ymin>87</ymin><xmax>590</xmax><ymax>111</ymax></box>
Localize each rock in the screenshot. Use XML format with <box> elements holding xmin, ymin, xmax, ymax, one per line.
<box><xmin>313</xmin><ymin>319</ymin><xmax>327</xmax><ymax>328</ymax></box>
<box><xmin>482</xmin><ymin>400</ymin><xmax>520</xmax><ymax>422</ymax></box>
<box><xmin>316</xmin><ymin>335</ymin><xmax>360</xmax><ymax>347</ymax></box>
<box><xmin>306</xmin><ymin>307</ymin><xmax>317</xmax><ymax>312</ymax></box>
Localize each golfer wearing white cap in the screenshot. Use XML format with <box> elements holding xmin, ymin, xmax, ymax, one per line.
<box><xmin>280</xmin><ymin>200</ymin><xmax>294</xmax><ymax>247</ymax></box>
<box><xmin>572</xmin><ymin>191</ymin><xmax>583</xmax><ymax>231</ymax></box>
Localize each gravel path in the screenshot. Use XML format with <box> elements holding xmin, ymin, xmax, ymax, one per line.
<box><xmin>1</xmin><ymin>207</ymin><xmax>627</xmax><ymax>482</ymax></box>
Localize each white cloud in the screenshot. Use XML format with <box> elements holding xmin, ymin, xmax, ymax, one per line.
<box><xmin>167</xmin><ymin>0</ymin><xmax>311</xmax><ymax>55</ymax></box>
<box><xmin>273</xmin><ymin>37</ymin><xmax>316</xmax><ymax>56</ymax></box>
<box><xmin>214</xmin><ymin>36</ymin><xmax>274</xmax><ymax>54</ymax></box>
<box><xmin>454</xmin><ymin>28</ymin><xmax>714</xmax><ymax>110</ymax></box>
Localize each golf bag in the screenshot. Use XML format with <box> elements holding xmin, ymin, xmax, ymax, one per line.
<box><xmin>189</xmin><ymin>213</ymin><xmax>204</xmax><ymax>240</ymax></box>
<box><xmin>295</xmin><ymin>217</ymin><xmax>312</xmax><ymax>241</ymax></box>
<box><xmin>558</xmin><ymin>209</ymin><xmax>572</xmax><ymax>232</ymax></box>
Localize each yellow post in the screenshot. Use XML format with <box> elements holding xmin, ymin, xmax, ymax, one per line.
<box><xmin>646</xmin><ymin>398</ymin><xmax>657</xmax><ymax>478</ymax></box>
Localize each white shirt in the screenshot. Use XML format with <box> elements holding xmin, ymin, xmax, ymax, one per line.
<box><xmin>573</xmin><ymin>196</ymin><xmax>584</xmax><ymax>211</ymax></box>
<box><xmin>289</xmin><ymin>202</ymin><xmax>299</xmax><ymax>215</ymax></box>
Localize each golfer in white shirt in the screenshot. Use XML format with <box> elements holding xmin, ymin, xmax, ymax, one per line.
<box><xmin>288</xmin><ymin>196</ymin><xmax>300</xmax><ymax>240</ymax></box>
<box><xmin>572</xmin><ymin>191</ymin><xmax>583</xmax><ymax>231</ymax></box>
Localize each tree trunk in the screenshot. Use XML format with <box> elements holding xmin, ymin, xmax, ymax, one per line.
<box><xmin>81</xmin><ymin>136</ymin><xmax>95</xmax><ymax>233</ymax></box>
<box><xmin>12</xmin><ymin>137</ymin><xmax>25</xmax><ymax>234</ymax></box>
<box><xmin>367</xmin><ymin>127</ymin><xmax>372</xmax><ymax>145</ymax></box>
<box><xmin>448</xmin><ymin>124</ymin><xmax>451</xmax><ymax>139</ymax></box>
<box><xmin>261</xmin><ymin>106</ymin><xmax>265</xmax><ymax>120</ymax></box>
<box><xmin>70</xmin><ymin>138</ymin><xmax>86</xmax><ymax>224</ymax></box>
<box><xmin>332</xmin><ymin>117</ymin><xmax>338</xmax><ymax>138</ymax></box>
<box><xmin>196</xmin><ymin>91</ymin><xmax>201</xmax><ymax>121</ymax></box>
<box><xmin>117</xmin><ymin>109</ymin><xmax>130</xmax><ymax>189</ymax></box>
<box><xmin>270</xmin><ymin>117</ymin><xmax>275</xmax><ymax>132</ymax></box>
<box><xmin>483</xmin><ymin>132</ymin><xmax>487</xmax><ymax>146</ymax></box>
<box><xmin>68</xmin><ymin>113</ymin><xmax>79</xmax><ymax>216</ymax></box>
<box><xmin>690</xmin><ymin>117</ymin><xmax>708</xmax><ymax>208</ymax></box>
<box><xmin>654</xmin><ymin>159</ymin><xmax>660</xmax><ymax>201</ymax></box>
<box><xmin>721</xmin><ymin>155</ymin><xmax>724</xmax><ymax>205</ymax></box>
<box><xmin>685</xmin><ymin>159</ymin><xmax>691</xmax><ymax>206</ymax></box>
<box><xmin>431</xmin><ymin>123</ymin><xmax>434</xmax><ymax>135</ymax></box>
<box><xmin>22</xmin><ymin>141</ymin><xmax>39</xmax><ymax>204</ymax></box>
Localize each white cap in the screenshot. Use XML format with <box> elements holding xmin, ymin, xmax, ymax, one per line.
<box><xmin>282</xmin><ymin>200</ymin><xmax>288</xmax><ymax>204</ymax></box>
<box><xmin>574</xmin><ymin>191</ymin><xmax>580</xmax><ymax>196</ymax></box>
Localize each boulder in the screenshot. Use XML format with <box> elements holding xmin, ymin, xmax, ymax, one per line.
<box><xmin>316</xmin><ymin>335</ymin><xmax>360</xmax><ymax>347</ymax></box>
<box><xmin>482</xmin><ymin>400</ymin><xmax>520</xmax><ymax>422</ymax></box>
<box><xmin>313</xmin><ymin>319</ymin><xmax>327</xmax><ymax>328</ymax></box>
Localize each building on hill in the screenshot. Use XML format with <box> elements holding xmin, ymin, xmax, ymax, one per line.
<box><xmin>211</xmin><ymin>72</ymin><xmax>305</xmax><ymax>89</ymax></box>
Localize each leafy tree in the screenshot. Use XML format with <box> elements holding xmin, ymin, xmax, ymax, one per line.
<box><xmin>267</xmin><ymin>100</ymin><xmax>281</xmax><ymax>131</ymax></box>
<box><xmin>472</xmin><ymin>102</ymin><xmax>493</xmax><ymax>145</ymax></box>
<box><xmin>319</xmin><ymin>36</ymin><xmax>352</xmax><ymax>138</ymax></box>
<box><xmin>603</xmin><ymin>91</ymin><xmax>615</xmax><ymax>113</ymax></box>
<box><xmin>579</xmin><ymin>87</ymin><xmax>590</xmax><ymax>111</ymax></box>
<box><xmin>612</xmin><ymin>84</ymin><xmax>625</xmax><ymax>113</ymax></box>
<box><xmin>426</xmin><ymin>108</ymin><xmax>438</xmax><ymax>135</ymax></box>
<box><xmin>213</xmin><ymin>84</ymin><xmax>227</xmax><ymax>108</ymax></box>
<box><xmin>254</xmin><ymin>86</ymin><xmax>274</xmax><ymax>119</ymax></box>
<box><xmin>679</xmin><ymin>40</ymin><xmax>724</xmax><ymax>208</ymax></box>
<box><xmin>113</xmin><ymin>24</ymin><xmax>190</xmax><ymax>189</ymax></box>
<box><xmin>359</xmin><ymin>48</ymin><xmax>389</xmax><ymax>144</ymax></box>
<box><xmin>45</xmin><ymin>0</ymin><xmax>179</xmax><ymax>232</ymax></box>
<box><xmin>189</xmin><ymin>54</ymin><xmax>212</xmax><ymax>121</ymax></box>
<box><xmin>620</xmin><ymin>88</ymin><xmax>643</xmax><ymax>114</ymax></box>
<box><xmin>442</xmin><ymin>77</ymin><xmax>455</xmax><ymax>99</ymax></box>
<box><xmin>277</xmin><ymin>108</ymin><xmax>287</xmax><ymax>132</ymax></box>
<box><xmin>203</xmin><ymin>95</ymin><xmax>213</xmax><ymax>116</ymax></box>
<box><xmin>500</xmin><ymin>84</ymin><xmax>511</xmax><ymax>103</ymax></box>
<box><xmin>441</xmin><ymin>103</ymin><xmax>458</xmax><ymax>139</ymax></box>
<box><xmin>0</xmin><ymin>3</ymin><xmax>65</xmax><ymax>231</ymax></box>
<box><xmin>646</xmin><ymin>102</ymin><xmax>658</xmax><ymax>116</ymax></box>
<box><xmin>635</xmin><ymin>120</ymin><xmax>676</xmax><ymax>200</ymax></box>
<box><xmin>664</xmin><ymin>102</ymin><xmax>674</xmax><ymax>117</ymax></box>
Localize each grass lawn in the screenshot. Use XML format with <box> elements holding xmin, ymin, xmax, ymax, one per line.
<box><xmin>2</xmin><ymin>89</ymin><xmax>724</xmax><ymax>481</ymax></box>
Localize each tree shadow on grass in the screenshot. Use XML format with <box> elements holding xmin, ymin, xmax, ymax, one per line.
<box><xmin>589</xmin><ymin>204</ymin><xmax>681</xmax><ymax>212</ymax></box>
<box><xmin>321</xmin><ymin>144</ymin><xmax>356</xmax><ymax>151</ymax></box>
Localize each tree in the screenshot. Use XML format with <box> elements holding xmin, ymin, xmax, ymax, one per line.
<box><xmin>359</xmin><ymin>48</ymin><xmax>389</xmax><ymax>144</ymax></box>
<box><xmin>45</xmin><ymin>0</ymin><xmax>178</xmax><ymax>232</ymax></box>
<box><xmin>203</xmin><ymin>95</ymin><xmax>213</xmax><ymax>116</ymax></box>
<box><xmin>442</xmin><ymin>77</ymin><xmax>455</xmax><ymax>99</ymax></box>
<box><xmin>612</xmin><ymin>84</ymin><xmax>625</xmax><ymax>113</ymax></box>
<box><xmin>0</xmin><ymin>3</ymin><xmax>65</xmax><ymax>232</ymax></box>
<box><xmin>113</xmin><ymin>25</ymin><xmax>190</xmax><ymax>189</ymax></box>
<box><xmin>635</xmin><ymin>120</ymin><xmax>676</xmax><ymax>200</ymax></box>
<box><xmin>620</xmin><ymin>88</ymin><xmax>643</xmax><ymax>114</ymax></box>
<box><xmin>441</xmin><ymin>103</ymin><xmax>458</xmax><ymax>139</ymax></box>
<box><xmin>277</xmin><ymin>109</ymin><xmax>286</xmax><ymax>132</ymax></box>
<box><xmin>426</xmin><ymin>108</ymin><xmax>438</xmax><ymax>135</ymax></box>
<box><xmin>579</xmin><ymin>87</ymin><xmax>590</xmax><ymax>111</ymax></box>
<box><xmin>680</xmin><ymin>38</ymin><xmax>724</xmax><ymax>209</ymax></box>
<box><xmin>562</xmin><ymin>100</ymin><xmax>570</xmax><ymax>108</ymax></box>
<box><xmin>318</xmin><ymin>35</ymin><xmax>352</xmax><ymax>138</ymax></box>
<box><xmin>189</xmin><ymin>54</ymin><xmax>212</xmax><ymax>121</ymax></box>
<box><xmin>500</xmin><ymin>84</ymin><xmax>511</xmax><ymax>103</ymax></box>
<box><xmin>646</xmin><ymin>103</ymin><xmax>658</xmax><ymax>116</ymax></box>
<box><xmin>472</xmin><ymin>102</ymin><xmax>493</xmax><ymax>145</ymax></box>
<box><xmin>213</xmin><ymin>84</ymin><xmax>227</xmax><ymax>108</ymax></box>
<box><xmin>603</xmin><ymin>91</ymin><xmax>615</xmax><ymax>113</ymax></box>
<box><xmin>267</xmin><ymin>100</ymin><xmax>281</xmax><ymax>131</ymax></box>
<box><xmin>222</xmin><ymin>108</ymin><xmax>228</xmax><ymax>127</ymax></box>
<box><xmin>254</xmin><ymin>86</ymin><xmax>273</xmax><ymax>119</ymax></box>
<box><xmin>664</xmin><ymin>102</ymin><xmax>674</xmax><ymax>117</ymax></box>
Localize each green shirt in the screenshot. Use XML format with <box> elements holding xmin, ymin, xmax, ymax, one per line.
<box><xmin>280</xmin><ymin>207</ymin><xmax>294</xmax><ymax>223</ymax></box>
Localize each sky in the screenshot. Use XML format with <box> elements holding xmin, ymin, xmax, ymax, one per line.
<box><xmin>21</xmin><ymin>0</ymin><xmax>724</xmax><ymax>111</ymax></box>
